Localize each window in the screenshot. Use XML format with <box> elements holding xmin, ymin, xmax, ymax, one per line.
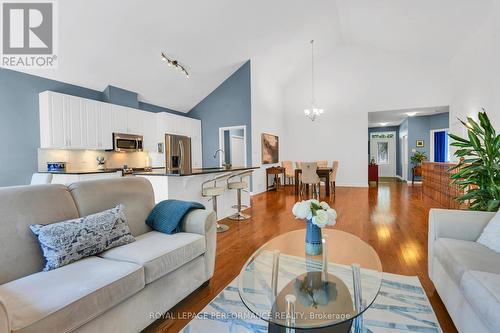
<box><xmin>377</xmin><ymin>142</ymin><xmax>389</xmax><ymax>164</ymax></box>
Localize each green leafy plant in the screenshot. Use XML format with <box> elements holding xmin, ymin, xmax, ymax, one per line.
<box><xmin>449</xmin><ymin>110</ymin><xmax>500</xmax><ymax>212</ymax></box>
<box><xmin>410</xmin><ymin>151</ymin><xmax>427</xmax><ymax>166</ymax></box>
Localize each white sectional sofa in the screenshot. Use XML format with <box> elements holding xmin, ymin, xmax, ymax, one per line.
<box><xmin>428</xmin><ymin>208</ymin><xmax>499</xmax><ymax>333</ymax></box>
<box><xmin>0</xmin><ymin>177</ymin><xmax>216</xmax><ymax>333</ymax></box>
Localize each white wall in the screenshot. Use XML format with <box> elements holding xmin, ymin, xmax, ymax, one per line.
<box><xmin>250</xmin><ymin>55</ymin><xmax>287</xmax><ymax>194</ymax></box>
<box><xmin>282</xmin><ymin>44</ymin><xmax>451</xmax><ymax>186</ymax></box>
<box><xmin>449</xmin><ymin>3</ymin><xmax>500</xmax><ymax>152</ymax></box>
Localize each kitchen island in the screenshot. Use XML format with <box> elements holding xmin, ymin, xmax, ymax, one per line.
<box><xmin>135</xmin><ymin>166</ymin><xmax>258</xmax><ymax>220</ymax></box>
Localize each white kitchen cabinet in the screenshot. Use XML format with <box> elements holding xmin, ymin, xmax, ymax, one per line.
<box><xmin>111</xmin><ymin>105</ymin><xmax>128</xmax><ymax>134</ymax></box>
<box><xmin>41</xmin><ymin>92</ymin><xmax>99</xmax><ymax>149</ymax></box>
<box><xmin>80</xmin><ymin>99</ymin><xmax>99</xmax><ymax>149</ymax></box>
<box><xmin>66</xmin><ymin>97</ymin><xmax>85</xmax><ymax>149</ymax></box>
<box><xmin>127</xmin><ymin>108</ymin><xmax>144</xmax><ymax>135</ymax></box>
<box><xmin>40</xmin><ymin>92</ymin><xmax>67</xmax><ymax>148</ymax></box>
<box><xmin>142</xmin><ymin>111</ymin><xmax>158</xmax><ymax>152</ymax></box>
<box><xmin>39</xmin><ymin>92</ymin><xmax>203</xmax><ymax>165</ymax></box>
<box><xmin>161</xmin><ymin>112</ymin><xmax>178</xmax><ymax>135</ymax></box>
<box><xmin>98</xmin><ymin>103</ymin><xmax>114</xmax><ymax>150</ymax></box>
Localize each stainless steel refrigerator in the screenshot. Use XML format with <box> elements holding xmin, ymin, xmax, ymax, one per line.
<box><xmin>165</xmin><ymin>134</ymin><xmax>192</xmax><ymax>174</ymax></box>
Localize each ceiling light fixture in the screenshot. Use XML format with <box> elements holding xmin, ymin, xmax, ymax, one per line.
<box><xmin>304</xmin><ymin>40</ymin><xmax>324</xmax><ymax>121</ymax></box>
<box><xmin>380</xmin><ymin>122</ymin><xmax>388</xmax><ymax>126</ymax></box>
<box><xmin>161</xmin><ymin>52</ymin><xmax>190</xmax><ymax>78</ymax></box>
<box><xmin>406</xmin><ymin>112</ymin><xmax>417</xmax><ymax>117</ymax></box>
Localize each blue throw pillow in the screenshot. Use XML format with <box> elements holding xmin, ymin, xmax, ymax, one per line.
<box><xmin>146</xmin><ymin>199</ymin><xmax>205</xmax><ymax>234</ymax></box>
<box><xmin>30</xmin><ymin>204</ymin><xmax>135</xmax><ymax>271</ymax></box>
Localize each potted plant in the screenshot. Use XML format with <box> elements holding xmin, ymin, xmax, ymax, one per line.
<box><xmin>449</xmin><ymin>110</ymin><xmax>499</xmax><ymax>211</ymax></box>
<box><xmin>292</xmin><ymin>200</ymin><xmax>337</xmax><ymax>255</ymax></box>
<box><xmin>410</xmin><ymin>150</ymin><xmax>427</xmax><ymax>179</ymax></box>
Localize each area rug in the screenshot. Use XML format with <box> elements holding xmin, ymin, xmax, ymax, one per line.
<box><xmin>180</xmin><ymin>254</ymin><xmax>442</xmax><ymax>333</ymax></box>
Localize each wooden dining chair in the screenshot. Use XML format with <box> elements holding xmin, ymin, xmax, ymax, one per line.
<box><xmin>281</xmin><ymin>161</ymin><xmax>295</xmax><ymax>185</ymax></box>
<box><xmin>300</xmin><ymin>162</ymin><xmax>320</xmax><ymax>199</ymax></box>
<box><xmin>295</xmin><ymin>161</ymin><xmax>302</xmax><ymax>187</ymax></box>
<box><xmin>317</xmin><ymin>160</ymin><xmax>328</xmax><ymax>168</ymax></box>
<box><xmin>330</xmin><ymin>161</ymin><xmax>339</xmax><ymax>197</ymax></box>
<box><xmin>317</xmin><ymin>160</ymin><xmax>328</xmax><ymax>184</ymax></box>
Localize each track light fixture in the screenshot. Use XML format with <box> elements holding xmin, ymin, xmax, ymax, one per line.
<box><xmin>161</xmin><ymin>52</ymin><xmax>189</xmax><ymax>78</ymax></box>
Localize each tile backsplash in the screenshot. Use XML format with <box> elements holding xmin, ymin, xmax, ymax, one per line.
<box><xmin>38</xmin><ymin>149</ymin><xmax>165</xmax><ymax>171</ymax></box>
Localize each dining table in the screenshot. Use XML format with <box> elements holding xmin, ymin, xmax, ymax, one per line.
<box><xmin>295</xmin><ymin>167</ymin><xmax>333</xmax><ymax>196</ymax></box>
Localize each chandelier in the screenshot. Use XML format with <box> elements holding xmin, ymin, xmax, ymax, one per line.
<box><xmin>304</xmin><ymin>40</ymin><xmax>324</xmax><ymax>121</ymax></box>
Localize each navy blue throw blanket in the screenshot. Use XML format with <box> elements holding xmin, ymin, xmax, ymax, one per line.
<box><xmin>146</xmin><ymin>199</ymin><xmax>205</xmax><ymax>234</ymax></box>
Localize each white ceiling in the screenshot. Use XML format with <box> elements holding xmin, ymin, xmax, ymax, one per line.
<box><xmin>368</xmin><ymin>106</ymin><xmax>449</xmax><ymax>128</ymax></box>
<box><xmin>13</xmin><ymin>0</ymin><xmax>494</xmax><ymax>112</ymax></box>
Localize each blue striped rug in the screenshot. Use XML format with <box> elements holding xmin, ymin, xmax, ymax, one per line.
<box><xmin>181</xmin><ymin>254</ymin><xmax>441</xmax><ymax>333</ymax></box>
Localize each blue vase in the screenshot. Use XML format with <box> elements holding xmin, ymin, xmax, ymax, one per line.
<box><xmin>305</xmin><ymin>219</ymin><xmax>323</xmax><ymax>255</ymax></box>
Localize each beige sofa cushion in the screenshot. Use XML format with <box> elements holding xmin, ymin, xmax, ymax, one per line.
<box><xmin>0</xmin><ymin>184</ymin><xmax>80</xmax><ymax>285</ymax></box>
<box><xmin>0</xmin><ymin>257</ymin><xmax>144</xmax><ymax>333</ymax></box>
<box><xmin>434</xmin><ymin>238</ymin><xmax>500</xmax><ymax>285</ymax></box>
<box><xmin>68</xmin><ymin>177</ymin><xmax>155</xmax><ymax>237</ymax></box>
<box><xmin>461</xmin><ymin>271</ymin><xmax>500</xmax><ymax>332</ymax></box>
<box><xmin>100</xmin><ymin>231</ymin><xmax>205</xmax><ymax>284</ymax></box>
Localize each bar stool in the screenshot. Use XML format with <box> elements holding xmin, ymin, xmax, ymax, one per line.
<box><xmin>202</xmin><ymin>173</ymin><xmax>231</xmax><ymax>233</ymax></box>
<box><xmin>227</xmin><ymin>170</ymin><xmax>253</xmax><ymax>220</ymax></box>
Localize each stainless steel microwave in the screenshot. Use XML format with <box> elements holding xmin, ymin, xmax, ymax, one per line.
<box><xmin>113</xmin><ymin>133</ymin><xmax>143</xmax><ymax>152</ymax></box>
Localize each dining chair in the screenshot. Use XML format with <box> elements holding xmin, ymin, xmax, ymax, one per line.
<box><xmin>330</xmin><ymin>161</ymin><xmax>339</xmax><ymax>197</ymax></box>
<box><xmin>317</xmin><ymin>160</ymin><xmax>328</xmax><ymax>184</ymax></box>
<box><xmin>300</xmin><ymin>162</ymin><xmax>320</xmax><ymax>199</ymax></box>
<box><xmin>281</xmin><ymin>161</ymin><xmax>295</xmax><ymax>185</ymax></box>
<box><xmin>295</xmin><ymin>161</ymin><xmax>302</xmax><ymax>187</ymax></box>
<box><xmin>317</xmin><ymin>161</ymin><xmax>328</xmax><ymax>168</ymax></box>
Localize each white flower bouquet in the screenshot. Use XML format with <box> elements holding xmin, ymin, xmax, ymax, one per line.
<box><xmin>292</xmin><ymin>199</ymin><xmax>337</xmax><ymax>227</ymax></box>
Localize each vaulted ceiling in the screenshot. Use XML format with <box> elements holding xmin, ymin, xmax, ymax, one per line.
<box><xmin>16</xmin><ymin>0</ymin><xmax>494</xmax><ymax>112</ymax></box>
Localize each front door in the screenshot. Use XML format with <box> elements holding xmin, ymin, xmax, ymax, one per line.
<box><xmin>370</xmin><ymin>132</ymin><xmax>397</xmax><ymax>177</ymax></box>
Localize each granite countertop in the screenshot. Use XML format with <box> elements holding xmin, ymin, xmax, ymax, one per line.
<box><xmin>39</xmin><ymin>169</ymin><xmax>122</xmax><ymax>175</ymax></box>
<box><xmin>39</xmin><ymin>167</ymin><xmax>164</xmax><ymax>175</ymax></box>
<box><xmin>134</xmin><ymin>166</ymin><xmax>259</xmax><ymax>177</ymax></box>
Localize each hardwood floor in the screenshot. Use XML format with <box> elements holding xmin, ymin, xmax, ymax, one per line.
<box><xmin>144</xmin><ymin>181</ymin><xmax>457</xmax><ymax>333</ymax></box>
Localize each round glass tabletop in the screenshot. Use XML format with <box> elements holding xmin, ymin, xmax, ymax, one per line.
<box><xmin>238</xmin><ymin>229</ymin><xmax>383</xmax><ymax>331</ymax></box>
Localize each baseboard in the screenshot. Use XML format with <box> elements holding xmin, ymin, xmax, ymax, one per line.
<box><xmin>335</xmin><ymin>183</ymin><xmax>369</xmax><ymax>188</ymax></box>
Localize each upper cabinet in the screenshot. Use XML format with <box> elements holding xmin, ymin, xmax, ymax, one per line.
<box><xmin>39</xmin><ymin>91</ymin><xmax>202</xmax><ymax>166</ymax></box>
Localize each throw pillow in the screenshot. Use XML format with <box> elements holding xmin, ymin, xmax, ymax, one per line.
<box><xmin>30</xmin><ymin>204</ymin><xmax>135</xmax><ymax>271</ymax></box>
<box><xmin>477</xmin><ymin>210</ymin><xmax>500</xmax><ymax>253</ymax></box>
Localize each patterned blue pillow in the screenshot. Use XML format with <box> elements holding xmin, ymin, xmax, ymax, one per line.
<box><xmin>30</xmin><ymin>204</ymin><xmax>135</xmax><ymax>271</ymax></box>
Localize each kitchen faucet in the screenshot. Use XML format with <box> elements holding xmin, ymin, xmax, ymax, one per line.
<box><xmin>213</xmin><ymin>149</ymin><xmax>231</xmax><ymax>169</ymax></box>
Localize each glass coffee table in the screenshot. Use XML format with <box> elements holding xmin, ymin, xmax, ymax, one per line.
<box><xmin>238</xmin><ymin>229</ymin><xmax>383</xmax><ymax>332</ymax></box>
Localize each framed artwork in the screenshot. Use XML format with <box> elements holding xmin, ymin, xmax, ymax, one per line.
<box><xmin>416</xmin><ymin>140</ymin><xmax>424</xmax><ymax>147</ymax></box>
<box><xmin>261</xmin><ymin>133</ymin><xmax>279</xmax><ymax>164</ymax></box>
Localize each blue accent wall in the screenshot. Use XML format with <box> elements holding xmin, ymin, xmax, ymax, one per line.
<box><xmin>368</xmin><ymin>126</ymin><xmax>401</xmax><ymax>177</ymax></box>
<box><xmin>188</xmin><ymin>60</ymin><xmax>252</xmax><ymax>168</ymax></box>
<box><xmin>0</xmin><ymin>68</ymin><xmax>183</xmax><ymax>187</ymax></box>
<box><xmin>406</xmin><ymin>112</ymin><xmax>449</xmax><ymax>180</ymax></box>
<box><xmin>103</xmin><ymin>86</ymin><xmax>139</xmax><ymax>108</ymax></box>
<box><xmin>138</xmin><ymin>101</ymin><xmax>186</xmax><ymax>116</ymax></box>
